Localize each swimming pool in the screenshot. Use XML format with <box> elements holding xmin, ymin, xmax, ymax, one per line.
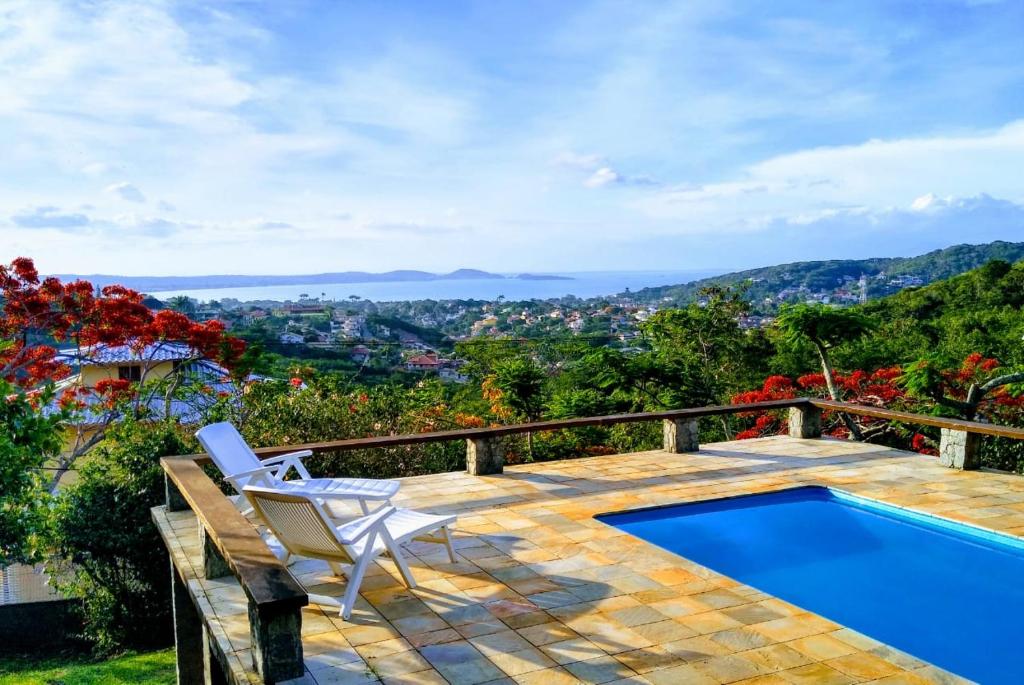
<box><xmin>598</xmin><ymin>486</ymin><xmax>1024</xmax><ymax>683</ymax></box>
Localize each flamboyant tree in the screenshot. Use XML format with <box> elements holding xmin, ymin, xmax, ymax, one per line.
<box><xmin>730</xmin><ymin>368</ymin><xmax>937</xmax><ymax>452</ymax></box>
<box><xmin>731</xmin><ymin>354</ymin><xmax>1024</xmax><ymax>457</ymax></box>
<box><xmin>901</xmin><ymin>353</ymin><xmax>1024</xmax><ymax>421</ymax></box>
<box><xmin>0</xmin><ymin>257</ymin><xmax>247</xmax><ymax>488</ymax></box>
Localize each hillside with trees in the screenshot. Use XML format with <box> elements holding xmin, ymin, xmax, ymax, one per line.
<box><xmin>627</xmin><ymin>240</ymin><xmax>1024</xmax><ymax>310</ymax></box>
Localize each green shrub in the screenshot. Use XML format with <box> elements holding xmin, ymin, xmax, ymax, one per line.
<box><xmin>0</xmin><ymin>381</ymin><xmax>66</xmax><ymax>566</ymax></box>
<box><xmin>47</xmin><ymin>420</ymin><xmax>194</xmax><ymax>653</ymax></box>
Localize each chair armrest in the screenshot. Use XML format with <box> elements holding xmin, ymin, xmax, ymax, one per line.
<box><xmin>335</xmin><ymin>506</ymin><xmax>395</xmax><ymax>545</ymax></box>
<box><xmin>229</xmin><ymin>464</ymin><xmax>279</xmax><ymax>481</ymax></box>
<box><xmin>261</xmin><ymin>449</ymin><xmax>313</xmax><ymax>465</ymax></box>
<box><xmin>262</xmin><ymin>450</ymin><xmax>314</xmax><ymax>480</ymax></box>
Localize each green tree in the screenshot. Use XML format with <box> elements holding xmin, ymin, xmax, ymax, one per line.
<box><xmin>0</xmin><ymin>380</ymin><xmax>68</xmax><ymax>565</ymax></box>
<box><xmin>642</xmin><ymin>287</ymin><xmax>756</xmax><ymax>406</ymax></box>
<box><xmin>775</xmin><ymin>303</ymin><xmax>876</xmax><ymax>439</ymax></box>
<box><xmin>48</xmin><ymin>420</ymin><xmax>192</xmax><ymax>652</ymax></box>
<box><xmin>165</xmin><ymin>295</ymin><xmax>196</xmax><ymax>317</ymax></box>
<box><xmin>489</xmin><ymin>357</ymin><xmax>546</xmax><ymax>458</ymax></box>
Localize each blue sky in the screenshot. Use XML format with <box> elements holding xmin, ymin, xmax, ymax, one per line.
<box><xmin>2</xmin><ymin>0</ymin><xmax>1024</xmax><ymax>275</ymax></box>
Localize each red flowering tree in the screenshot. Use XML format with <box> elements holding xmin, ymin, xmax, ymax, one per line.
<box><xmin>901</xmin><ymin>353</ymin><xmax>1024</xmax><ymax>421</ymax></box>
<box><xmin>0</xmin><ymin>258</ymin><xmax>247</xmax><ymax>488</ymax></box>
<box><xmin>730</xmin><ymin>367</ymin><xmax>940</xmax><ymax>454</ymax></box>
<box><xmin>731</xmin><ymin>354</ymin><xmax>1024</xmax><ymax>457</ymax></box>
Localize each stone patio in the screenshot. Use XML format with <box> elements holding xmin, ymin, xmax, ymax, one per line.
<box><xmin>156</xmin><ymin>436</ymin><xmax>1024</xmax><ymax>684</ymax></box>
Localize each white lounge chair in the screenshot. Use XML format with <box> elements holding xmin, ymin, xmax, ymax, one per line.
<box><xmin>245</xmin><ymin>486</ymin><xmax>414</xmax><ymax>619</ymax></box>
<box><xmin>196</xmin><ymin>422</ymin><xmax>399</xmax><ymax>514</ymax></box>
<box><xmin>329</xmin><ymin>503</ymin><xmax>458</xmax><ymax>564</ymax></box>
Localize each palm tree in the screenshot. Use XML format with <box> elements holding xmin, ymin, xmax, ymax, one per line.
<box><xmin>776</xmin><ymin>303</ymin><xmax>875</xmax><ymax>440</ymax></box>
<box><xmin>166</xmin><ymin>295</ymin><xmax>197</xmax><ymax>317</ymax></box>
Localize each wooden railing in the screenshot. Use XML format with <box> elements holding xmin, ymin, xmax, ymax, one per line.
<box><xmin>156</xmin><ymin>397</ymin><xmax>1024</xmax><ymax>684</ymax></box>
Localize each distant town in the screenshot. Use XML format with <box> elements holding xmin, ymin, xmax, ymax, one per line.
<box><xmin>153</xmin><ymin>241</ymin><xmax>1021</xmax><ymax>384</ymax></box>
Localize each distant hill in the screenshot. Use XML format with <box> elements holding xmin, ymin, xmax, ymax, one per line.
<box><xmin>626</xmin><ymin>241</ymin><xmax>1024</xmax><ymax>310</ymax></box>
<box><xmin>51</xmin><ymin>268</ymin><xmax>573</xmax><ymax>293</ymax></box>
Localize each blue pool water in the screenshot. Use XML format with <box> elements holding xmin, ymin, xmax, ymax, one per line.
<box><xmin>598</xmin><ymin>487</ymin><xmax>1024</xmax><ymax>683</ymax></box>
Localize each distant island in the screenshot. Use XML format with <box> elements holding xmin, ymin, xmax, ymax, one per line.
<box><xmin>51</xmin><ymin>268</ymin><xmax>573</xmax><ymax>293</ymax></box>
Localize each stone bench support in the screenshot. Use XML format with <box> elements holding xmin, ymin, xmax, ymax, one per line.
<box><xmin>663</xmin><ymin>419</ymin><xmax>699</xmax><ymax>453</ymax></box>
<box><xmin>467</xmin><ymin>437</ymin><xmax>504</xmax><ymax>475</ymax></box>
<box><xmin>939</xmin><ymin>428</ymin><xmax>981</xmax><ymax>470</ymax></box>
<box><xmin>200</xmin><ymin>525</ymin><xmax>232</xmax><ymax>580</ymax></box>
<box><xmin>171</xmin><ymin>561</ymin><xmax>206</xmax><ymax>685</ymax></box>
<box><xmin>249</xmin><ymin>603</ymin><xmax>304</xmax><ymax>683</ymax></box>
<box><xmin>788</xmin><ymin>405</ymin><xmax>823</xmax><ymax>439</ymax></box>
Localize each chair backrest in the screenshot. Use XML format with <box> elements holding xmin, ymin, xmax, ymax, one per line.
<box><xmin>196</xmin><ymin>422</ymin><xmax>261</xmax><ymax>479</ymax></box>
<box><xmin>245</xmin><ymin>486</ymin><xmax>352</xmax><ymax>563</ymax></box>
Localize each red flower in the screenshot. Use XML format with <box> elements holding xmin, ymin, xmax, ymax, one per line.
<box><xmin>289</xmin><ymin>377</ymin><xmax>302</xmax><ymax>388</ymax></box>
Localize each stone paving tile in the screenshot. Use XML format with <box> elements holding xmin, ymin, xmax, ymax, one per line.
<box><xmin>156</xmin><ymin>436</ymin><xmax>1011</xmax><ymax>684</ymax></box>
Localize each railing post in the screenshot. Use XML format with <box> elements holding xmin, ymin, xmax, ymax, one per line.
<box><xmin>170</xmin><ymin>561</ymin><xmax>205</xmax><ymax>685</ymax></box>
<box><xmin>939</xmin><ymin>428</ymin><xmax>981</xmax><ymax>470</ymax></box>
<box><xmin>663</xmin><ymin>418</ymin><xmax>699</xmax><ymax>453</ymax></box>
<box><xmin>199</xmin><ymin>525</ymin><xmax>232</xmax><ymax>579</ymax></box>
<box><xmin>788</xmin><ymin>404</ymin><xmax>823</xmax><ymax>439</ymax></box>
<box><xmin>466</xmin><ymin>437</ymin><xmax>504</xmax><ymax>475</ymax></box>
<box><xmin>248</xmin><ymin>601</ymin><xmax>305</xmax><ymax>683</ymax></box>
<box><xmin>166</xmin><ymin>472</ymin><xmax>190</xmax><ymax>512</ymax></box>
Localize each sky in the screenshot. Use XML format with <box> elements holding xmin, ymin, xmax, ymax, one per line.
<box><xmin>2</xmin><ymin>0</ymin><xmax>1024</xmax><ymax>276</ymax></box>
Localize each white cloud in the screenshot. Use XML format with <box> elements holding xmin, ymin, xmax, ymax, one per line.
<box><xmin>555</xmin><ymin>151</ymin><xmax>659</xmax><ymax>189</ymax></box>
<box><xmin>635</xmin><ymin>120</ymin><xmax>1024</xmax><ymax>232</ymax></box>
<box><xmin>11</xmin><ymin>206</ymin><xmax>91</xmax><ymax>230</ymax></box>
<box><xmin>105</xmin><ymin>182</ymin><xmax>146</xmax><ymax>203</ymax></box>
<box><xmin>760</xmin><ymin>193</ymin><xmax>1024</xmax><ymax>253</ymax></box>
<box><xmin>552</xmin><ymin>151</ymin><xmax>604</xmax><ymax>171</ymax></box>
<box><xmin>584</xmin><ymin>167</ymin><xmax>620</xmax><ymax>188</ymax></box>
<box><xmin>109</xmin><ymin>214</ymin><xmax>181</xmax><ymax>237</ymax></box>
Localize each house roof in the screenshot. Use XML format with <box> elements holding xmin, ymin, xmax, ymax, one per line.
<box><xmin>407</xmin><ymin>355</ymin><xmax>441</xmax><ymax>366</ymax></box>
<box><xmin>44</xmin><ymin>359</ymin><xmax>260</xmax><ymax>425</ymax></box>
<box><xmin>56</xmin><ymin>342</ymin><xmax>198</xmax><ymax>366</ymax></box>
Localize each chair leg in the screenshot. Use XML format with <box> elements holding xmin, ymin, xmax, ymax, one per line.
<box><xmin>382</xmin><ymin>531</ymin><xmax>417</xmax><ymax>589</ymax></box>
<box><xmin>340</xmin><ymin>542</ymin><xmax>376</xmax><ymax>620</ymax></box>
<box><xmin>328</xmin><ymin>561</ymin><xmax>343</xmax><ymax>576</ymax></box>
<box><xmin>442</xmin><ymin>526</ymin><xmax>457</xmax><ymax>563</ymax></box>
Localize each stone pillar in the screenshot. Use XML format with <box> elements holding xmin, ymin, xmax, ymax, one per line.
<box><xmin>788</xmin><ymin>405</ymin><xmax>823</xmax><ymax>439</ymax></box>
<box><xmin>249</xmin><ymin>602</ymin><xmax>304</xmax><ymax>683</ymax></box>
<box><xmin>466</xmin><ymin>437</ymin><xmax>504</xmax><ymax>475</ymax></box>
<box><xmin>166</xmin><ymin>473</ymin><xmax>190</xmax><ymax>512</ymax></box>
<box><xmin>204</xmin><ymin>625</ymin><xmax>230</xmax><ymax>685</ymax></box>
<box><xmin>199</xmin><ymin>525</ymin><xmax>231</xmax><ymax>580</ymax></box>
<box><xmin>663</xmin><ymin>419</ymin><xmax>699</xmax><ymax>453</ymax></box>
<box><xmin>939</xmin><ymin>429</ymin><xmax>981</xmax><ymax>470</ymax></box>
<box><xmin>171</xmin><ymin>562</ymin><xmax>205</xmax><ymax>685</ymax></box>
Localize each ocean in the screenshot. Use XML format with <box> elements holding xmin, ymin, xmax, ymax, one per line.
<box><xmin>150</xmin><ymin>270</ymin><xmax>725</xmax><ymax>303</ymax></box>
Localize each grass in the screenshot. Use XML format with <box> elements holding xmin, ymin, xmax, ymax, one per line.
<box><xmin>0</xmin><ymin>649</ymin><xmax>175</xmax><ymax>685</ymax></box>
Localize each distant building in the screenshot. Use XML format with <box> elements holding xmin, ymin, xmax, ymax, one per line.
<box><xmin>48</xmin><ymin>342</ymin><xmax>260</xmax><ymax>440</ymax></box>
<box><xmin>351</xmin><ymin>345</ymin><xmax>371</xmax><ymax>363</ymax></box>
<box><xmin>277</xmin><ymin>303</ymin><xmax>324</xmax><ymax>316</ymax></box>
<box><xmin>439</xmin><ymin>367</ymin><xmax>469</xmax><ymax>383</ymax></box>
<box><xmin>279</xmin><ymin>332</ymin><xmax>305</xmax><ymax>345</ymax></box>
<box><xmin>241</xmin><ymin>309</ymin><xmax>268</xmax><ymax>325</ymax></box>
<box><xmin>406</xmin><ymin>353</ymin><xmax>441</xmax><ymax>372</ymax></box>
